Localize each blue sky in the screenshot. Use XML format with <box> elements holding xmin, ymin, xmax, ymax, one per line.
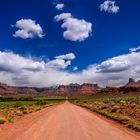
<box><xmin>0</xmin><ymin>0</ymin><xmax>140</xmax><ymax>87</ymax></box>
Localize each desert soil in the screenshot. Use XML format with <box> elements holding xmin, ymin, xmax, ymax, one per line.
<box><xmin>0</xmin><ymin>101</ymin><xmax>139</xmax><ymax>140</ymax></box>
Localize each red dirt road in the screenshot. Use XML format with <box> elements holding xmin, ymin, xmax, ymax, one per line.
<box><xmin>0</xmin><ymin>101</ymin><xmax>140</xmax><ymax>140</ymax></box>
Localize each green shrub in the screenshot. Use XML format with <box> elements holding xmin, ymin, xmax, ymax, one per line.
<box><xmin>36</xmin><ymin>100</ymin><xmax>47</xmax><ymax>106</ymax></box>
<box><xmin>0</xmin><ymin>118</ymin><xmax>6</xmax><ymax>124</ymax></box>
<box><xmin>14</xmin><ymin>102</ymin><xmax>23</xmax><ymax>107</ymax></box>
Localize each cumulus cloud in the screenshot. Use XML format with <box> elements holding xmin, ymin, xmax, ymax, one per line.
<box><xmin>0</xmin><ymin>51</ymin><xmax>76</xmax><ymax>87</ymax></box>
<box><xmin>46</xmin><ymin>53</ymin><xmax>75</xmax><ymax>69</ymax></box>
<box><xmin>55</xmin><ymin>13</ymin><xmax>72</xmax><ymax>21</ymax></box>
<box><xmin>55</xmin><ymin>3</ymin><xmax>65</xmax><ymax>10</ymax></box>
<box><xmin>100</xmin><ymin>0</ymin><xmax>120</xmax><ymax>13</ymax></box>
<box><xmin>46</xmin><ymin>59</ymin><xmax>71</xmax><ymax>69</ymax></box>
<box><xmin>54</xmin><ymin>13</ymin><xmax>92</xmax><ymax>42</ymax></box>
<box><xmin>0</xmin><ymin>51</ymin><xmax>44</xmax><ymax>73</ymax></box>
<box><xmin>0</xmin><ymin>50</ymin><xmax>140</xmax><ymax>87</ymax></box>
<box><xmin>55</xmin><ymin>53</ymin><xmax>75</xmax><ymax>60</ymax></box>
<box><xmin>96</xmin><ymin>59</ymin><xmax>130</xmax><ymax>73</ymax></box>
<box><xmin>13</xmin><ymin>19</ymin><xmax>44</xmax><ymax>39</ymax></box>
<box><xmin>91</xmin><ymin>52</ymin><xmax>140</xmax><ymax>86</ymax></box>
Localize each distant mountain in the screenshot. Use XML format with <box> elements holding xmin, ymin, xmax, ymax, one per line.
<box><xmin>0</xmin><ymin>82</ymin><xmax>100</xmax><ymax>96</ymax></box>
<box><xmin>96</xmin><ymin>78</ymin><xmax>140</xmax><ymax>95</ymax></box>
<box><xmin>41</xmin><ymin>83</ymin><xmax>100</xmax><ymax>96</ymax></box>
<box><xmin>0</xmin><ymin>82</ymin><xmax>38</xmax><ymax>96</ymax></box>
<box><xmin>1</xmin><ymin>78</ymin><xmax>140</xmax><ymax>97</ymax></box>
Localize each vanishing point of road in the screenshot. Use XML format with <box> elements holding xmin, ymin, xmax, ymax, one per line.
<box><xmin>0</xmin><ymin>101</ymin><xmax>140</xmax><ymax>140</ymax></box>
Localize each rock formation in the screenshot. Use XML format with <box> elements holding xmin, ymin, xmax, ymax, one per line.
<box><xmin>0</xmin><ymin>82</ymin><xmax>100</xmax><ymax>96</ymax></box>
<box><xmin>41</xmin><ymin>83</ymin><xmax>100</xmax><ymax>96</ymax></box>
<box><xmin>126</xmin><ymin>78</ymin><xmax>135</xmax><ymax>86</ymax></box>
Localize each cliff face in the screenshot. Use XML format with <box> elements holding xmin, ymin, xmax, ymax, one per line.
<box><xmin>0</xmin><ymin>82</ymin><xmax>38</xmax><ymax>96</ymax></box>
<box><xmin>1</xmin><ymin>78</ymin><xmax>140</xmax><ymax>96</ymax></box>
<box><xmin>98</xmin><ymin>78</ymin><xmax>140</xmax><ymax>95</ymax></box>
<box><xmin>42</xmin><ymin>83</ymin><xmax>100</xmax><ymax>96</ymax></box>
<box><xmin>0</xmin><ymin>83</ymin><xmax>16</xmax><ymax>96</ymax></box>
<box><xmin>79</xmin><ymin>84</ymin><xmax>99</xmax><ymax>95</ymax></box>
<box><xmin>0</xmin><ymin>83</ymin><xmax>7</xmax><ymax>91</ymax></box>
<box><xmin>0</xmin><ymin>82</ymin><xmax>100</xmax><ymax>96</ymax></box>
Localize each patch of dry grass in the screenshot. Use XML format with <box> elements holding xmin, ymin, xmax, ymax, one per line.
<box><xmin>0</xmin><ymin>98</ymin><xmax>64</xmax><ymax>124</ymax></box>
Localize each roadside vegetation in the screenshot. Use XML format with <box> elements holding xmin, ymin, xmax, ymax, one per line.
<box><xmin>70</xmin><ymin>96</ymin><xmax>140</xmax><ymax>132</ymax></box>
<box><xmin>0</xmin><ymin>96</ymin><xmax>64</xmax><ymax>124</ymax></box>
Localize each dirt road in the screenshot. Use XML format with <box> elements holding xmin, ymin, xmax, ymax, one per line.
<box><xmin>0</xmin><ymin>101</ymin><xmax>139</xmax><ymax>140</ymax></box>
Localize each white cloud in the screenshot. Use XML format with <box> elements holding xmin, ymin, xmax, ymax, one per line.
<box><xmin>96</xmin><ymin>59</ymin><xmax>130</xmax><ymax>73</ymax></box>
<box><xmin>90</xmin><ymin>52</ymin><xmax>140</xmax><ymax>86</ymax></box>
<box><xmin>0</xmin><ymin>51</ymin><xmax>76</xmax><ymax>87</ymax></box>
<box><xmin>13</xmin><ymin>19</ymin><xmax>44</xmax><ymax>39</ymax></box>
<box><xmin>54</xmin><ymin>13</ymin><xmax>92</xmax><ymax>42</ymax></box>
<box><xmin>0</xmin><ymin>51</ymin><xmax>45</xmax><ymax>72</ymax></box>
<box><xmin>55</xmin><ymin>13</ymin><xmax>72</xmax><ymax>21</ymax></box>
<box><xmin>46</xmin><ymin>59</ymin><xmax>71</xmax><ymax>69</ymax></box>
<box><xmin>100</xmin><ymin>0</ymin><xmax>120</xmax><ymax>13</ymax></box>
<box><xmin>55</xmin><ymin>53</ymin><xmax>75</xmax><ymax>60</ymax></box>
<box><xmin>0</xmin><ymin>50</ymin><xmax>140</xmax><ymax>87</ymax></box>
<box><xmin>55</xmin><ymin>3</ymin><xmax>65</xmax><ymax>10</ymax></box>
<box><xmin>129</xmin><ymin>46</ymin><xmax>140</xmax><ymax>53</ymax></box>
<box><xmin>73</xmin><ymin>66</ymin><xmax>78</xmax><ymax>71</ymax></box>
<box><xmin>45</xmin><ymin>53</ymin><xmax>75</xmax><ymax>69</ymax></box>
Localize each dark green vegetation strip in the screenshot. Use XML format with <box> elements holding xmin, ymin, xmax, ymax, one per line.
<box><xmin>0</xmin><ymin>96</ymin><xmax>64</xmax><ymax>124</ymax></box>
<box><xmin>69</xmin><ymin>96</ymin><xmax>140</xmax><ymax>132</ymax></box>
